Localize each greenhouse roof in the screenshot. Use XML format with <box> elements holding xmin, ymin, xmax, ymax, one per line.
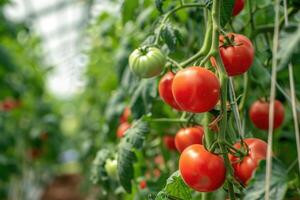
<box><xmin>4</xmin><ymin>0</ymin><xmax>117</xmax><ymax>97</ymax></box>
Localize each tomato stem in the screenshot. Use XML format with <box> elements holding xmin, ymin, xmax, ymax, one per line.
<box><xmin>203</xmin><ymin>113</ymin><xmax>214</xmax><ymax>148</ymax></box>
<box><xmin>179</xmin><ymin>9</ymin><xmax>212</xmax><ymax>67</ymax></box>
<box><xmin>211</xmin><ymin>0</ymin><xmax>236</xmax><ymax>199</ymax></box>
<box><xmin>166</xmin><ymin>57</ymin><xmax>183</xmax><ymax>70</ymax></box>
<box><xmin>148</xmin><ymin>118</ymin><xmax>189</xmax><ymax>123</ymax></box>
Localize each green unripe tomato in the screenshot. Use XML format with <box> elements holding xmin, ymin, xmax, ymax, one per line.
<box><xmin>105</xmin><ymin>159</ymin><xmax>118</xmax><ymax>179</ymax></box>
<box><xmin>129</xmin><ymin>46</ymin><xmax>166</xmax><ymax>78</ymax></box>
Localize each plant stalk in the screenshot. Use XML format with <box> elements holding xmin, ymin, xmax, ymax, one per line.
<box><xmin>211</xmin><ymin>0</ymin><xmax>235</xmax><ymax>199</ymax></box>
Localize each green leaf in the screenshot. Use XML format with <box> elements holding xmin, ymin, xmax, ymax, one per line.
<box><xmin>243</xmin><ymin>158</ymin><xmax>288</xmax><ymax>200</ymax></box>
<box><xmin>121</xmin><ymin>0</ymin><xmax>139</xmax><ymax>25</ymax></box>
<box><xmin>248</xmin><ymin>57</ymin><xmax>270</xmax><ymax>87</ymax></box>
<box><xmin>90</xmin><ymin>149</ymin><xmax>110</xmax><ymax>186</ymax></box>
<box><xmin>117</xmin><ymin>120</ymin><xmax>149</xmax><ymax>193</ymax></box>
<box><xmin>220</xmin><ymin>0</ymin><xmax>235</xmax><ymax>27</ymax></box>
<box><xmin>155</xmin><ymin>0</ymin><xmax>166</xmax><ymax>13</ymax></box>
<box><xmin>129</xmin><ymin>78</ymin><xmax>157</xmax><ymax>119</ymax></box>
<box><xmin>277</xmin><ymin>25</ymin><xmax>300</xmax><ymax>71</ymax></box>
<box><xmin>160</xmin><ymin>24</ymin><xmax>183</xmax><ymax>52</ymax></box>
<box><xmin>155</xmin><ymin>171</ymin><xmax>192</xmax><ymax>200</ymax></box>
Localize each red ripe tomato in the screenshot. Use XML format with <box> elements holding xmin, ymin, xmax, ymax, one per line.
<box><xmin>158</xmin><ymin>72</ymin><xmax>181</xmax><ymax>110</ymax></box>
<box><xmin>139</xmin><ymin>180</ymin><xmax>147</xmax><ymax>189</ymax></box>
<box><xmin>229</xmin><ymin>138</ymin><xmax>268</xmax><ymax>185</ymax></box>
<box><xmin>117</xmin><ymin>122</ymin><xmax>131</xmax><ymax>138</ymax></box>
<box><xmin>175</xmin><ymin>126</ymin><xmax>204</xmax><ymax>153</ymax></box>
<box><xmin>179</xmin><ymin>144</ymin><xmax>226</xmax><ymax>192</ymax></box>
<box><xmin>120</xmin><ymin>107</ymin><xmax>131</xmax><ymax>123</ymax></box>
<box><xmin>233</xmin><ymin>0</ymin><xmax>245</xmax><ymax>16</ymax></box>
<box><xmin>172</xmin><ymin>67</ymin><xmax>220</xmax><ymax>113</ymax></box>
<box><xmin>163</xmin><ymin>135</ymin><xmax>177</xmax><ymax>151</ymax></box>
<box><xmin>219</xmin><ymin>33</ymin><xmax>254</xmax><ymax>76</ymax></box>
<box><xmin>249</xmin><ymin>100</ymin><xmax>285</xmax><ymax>130</ymax></box>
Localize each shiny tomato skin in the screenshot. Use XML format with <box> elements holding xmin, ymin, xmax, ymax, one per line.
<box><xmin>219</xmin><ymin>33</ymin><xmax>254</xmax><ymax>76</ymax></box>
<box><xmin>117</xmin><ymin>122</ymin><xmax>131</xmax><ymax>138</ymax></box>
<box><xmin>249</xmin><ymin>100</ymin><xmax>285</xmax><ymax>130</ymax></box>
<box><xmin>175</xmin><ymin>126</ymin><xmax>204</xmax><ymax>153</ymax></box>
<box><xmin>163</xmin><ymin>135</ymin><xmax>177</xmax><ymax>151</ymax></box>
<box><xmin>179</xmin><ymin>144</ymin><xmax>226</xmax><ymax>192</ymax></box>
<box><xmin>172</xmin><ymin>67</ymin><xmax>220</xmax><ymax>113</ymax></box>
<box><xmin>229</xmin><ymin>138</ymin><xmax>268</xmax><ymax>185</ymax></box>
<box><xmin>233</xmin><ymin>0</ymin><xmax>245</xmax><ymax>16</ymax></box>
<box><xmin>158</xmin><ymin>72</ymin><xmax>181</xmax><ymax>110</ymax></box>
<box><xmin>129</xmin><ymin>46</ymin><xmax>166</xmax><ymax>78</ymax></box>
<box><xmin>120</xmin><ymin>107</ymin><xmax>131</xmax><ymax>123</ymax></box>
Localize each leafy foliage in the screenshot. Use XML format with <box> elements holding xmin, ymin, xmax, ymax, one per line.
<box><xmin>155</xmin><ymin>171</ymin><xmax>192</xmax><ymax>200</ymax></box>
<box><xmin>90</xmin><ymin>149</ymin><xmax>110</xmax><ymax>185</ymax></box>
<box><xmin>243</xmin><ymin>159</ymin><xmax>288</xmax><ymax>200</ymax></box>
<box><xmin>277</xmin><ymin>25</ymin><xmax>300</xmax><ymax>71</ymax></box>
<box><xmin>130</xmin><ymin>78</ymin><xmax>158</xmax><ymax>119</ymax></box>
<box><xmin>121</xmin><ymin>0</ymin><xmax>139</xmax><ymax>24</ymax></box>
<box><xmin>220</xmin><ymin>0</ymin><xmax>235</xmax><ymax>27</ymax></box>
<box><xmin>155</xmin><ymin>0</ymin><xmax>166</xmax><ymax>13</ymax></box>
<box><xmin>117</xmin><ymin>120</ymin><xmax>149</xmax><ymax>193</ymax></box>
<box><xmin>160</xmin><ymin>24</ymin><xmax>183</xmax><ymax>52</ymax></box>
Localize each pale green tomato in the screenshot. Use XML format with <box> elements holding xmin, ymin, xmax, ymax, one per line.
<box><xmin>129</xmin><ymin>46</ymin><xmax>166</xmax><ymax>78</ymax></box>
<box><xmin>105</xmin><ymin>159</ymin><xmax>118</xmax><ymax>179</ymax></box>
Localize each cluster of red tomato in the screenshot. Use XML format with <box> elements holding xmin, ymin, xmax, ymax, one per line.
<box><xmin>127</xmin><ymin>0</ymin><xmax>286</xmax><ymax>193</ymax></box>
<box><xmin>157</xmin><ymin>0</ymin><xmax>284</xmax><ymax>193</ymax></box>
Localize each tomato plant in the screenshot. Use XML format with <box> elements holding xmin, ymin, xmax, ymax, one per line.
<box><xmin>175</xmin><ymin>126</ymin><xmax>204</xmax><ymax>153</ymax></box>
<box><xmin>219</xmin><ymin>33</ymin><xmax>254</xmax><ymax>76</ymax></box>
<box><xmin>232</xmin><ymin>0</ymin><xmax>245</xmax><ymax>16</ymax></box>
<box><xmin>179</xmin><ymin>144</ymin><xmax>226</xmax><ymax>192</ymax></box>
<box><xmin>229</xmin><ymin>138</ymin><xmax>268</xmax><ymax>185</ymax></box>
<box><xmin>163</xmin><ymin>135</ymin><xmax>177</xmax><ymax>151</ymax></box>
<box><xmin>129</xmin><ymin>46</ymin><xmax>166</xmax><ymax>78</ymax></box>
<box><xmin>249</xmin><ymin>99</ymin><xmax>285</xmax><ymax>130</ymax></box>
<box><xmin>120</xmin><ymin>107</ymin><xmax>131</xmax><ymax>123</ymax></box>
<box><xmin>158</xmin><ymin>71</ymin><xmax>181</xmax><ymax>110</ymax></box>
<box><xmin>117</xmin><ymin>122</ymin><xmax>131</xmax><ymax>138</ymax></box>
<box><xmin>172</xmin><ymin>67</ymin><xmax>220</xmax><ymax>113</ymax></box>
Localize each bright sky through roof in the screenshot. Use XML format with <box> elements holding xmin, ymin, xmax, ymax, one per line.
<box><xmin>4</xmin><ymin>0</ymin><xmax>87</xmax><ymax>98</ymax></box>
<box><xmin>4</xmin><ymin>0</ymin><xmax>118</xmax><ymax>98</ymax></box>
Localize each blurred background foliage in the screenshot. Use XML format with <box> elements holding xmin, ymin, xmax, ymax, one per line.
<box><xmin>0</xmin><ymin>0</ymin><xmax>300</xmax><ymax>199</ymax></box>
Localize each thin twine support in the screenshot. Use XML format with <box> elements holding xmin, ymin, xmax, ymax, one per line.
<box><xmin>283</xmin><ymin>0</ymin><xmax>300</xmax><ymax>175</ymax></box>
<box><xmin>265</xmin><ymin>0</ymin><xmax>281</xmax><ymax>199</ymax></box>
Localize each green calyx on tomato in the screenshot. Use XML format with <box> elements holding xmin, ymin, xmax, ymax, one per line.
<box><xmin>219</xmin><ymin>33</ymin><xmax>254</xmax><ymax>76</ymax></box>
<box><xmin>129</xmin><ymin>46</ymin><xmax>166</xmax><ymax>78</ymax></box>
<box><xmin>229</xmin><ymin>138</ymin><xmax>268</xmax><ymax>185</ymax></box>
